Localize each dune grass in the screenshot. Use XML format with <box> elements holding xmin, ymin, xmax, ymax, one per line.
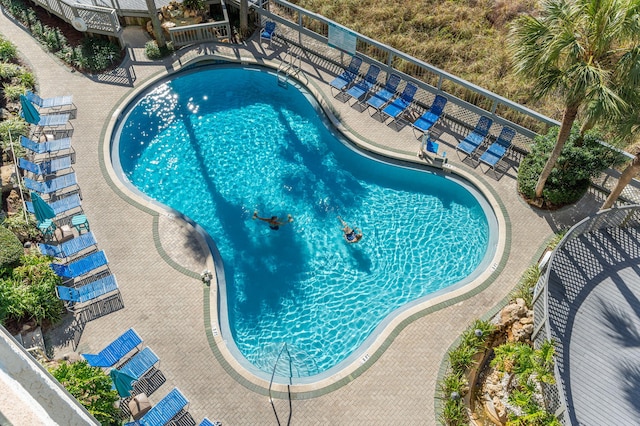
<box><xmin>290</xmin><ymin>0</ymin><xmax>559</xmax><ymax>120</ymax></box>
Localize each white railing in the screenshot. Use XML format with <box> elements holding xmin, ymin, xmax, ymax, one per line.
<box><xmin>29</xmin><ymin>0</ymin><xmax>121</xmax><ymax>34</ymax></box>
<box><xmin>169</xmin><ymin>21</ymin><xmax>232</xmax><ymax>47</ymax></box>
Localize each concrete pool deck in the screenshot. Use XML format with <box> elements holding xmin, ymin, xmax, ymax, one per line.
<box><xmin>1</xmin><ymin>17</ymin><xmax>606</xmax><ymax>424</ymax></box>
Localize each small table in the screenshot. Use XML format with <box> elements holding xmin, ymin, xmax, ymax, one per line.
<box><xmin>71</xmin><ymin>214</ymin><xmax>89</xmax><ymax>233</ymax></box>
<box><xmin>38</xmin><ymin>220</ymin><xmax>56</xmax><ymax>239</ymax></box>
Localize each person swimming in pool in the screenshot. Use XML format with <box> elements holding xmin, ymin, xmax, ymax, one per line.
<box><xmin>253</xmin><ymin>211</ymin><xmax>293</xmax><ymax>230</ymax></box>
<box><xmin>338</xmin><ymin>216</ymin><xmax>363</xmax><ymax>243</ymax></box>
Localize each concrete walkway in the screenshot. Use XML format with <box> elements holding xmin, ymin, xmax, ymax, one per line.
<box><xmin>0</xmin><ymin>15</ymin><xmax>604</xmax><ymax>425</ymax></box>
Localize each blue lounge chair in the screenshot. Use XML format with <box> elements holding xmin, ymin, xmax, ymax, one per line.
<box><xmin>479</xmin><ymin>126</ymin><xmax>516</xmax><ymax>174</ymax></box>
<box><xmin>381</xmin><ymin>82</ymin><xmax>418</xmax><ymax>129</ymax></box>
<box><xmin>345</xmin><ymin>65</ymin><xmax>381</xmax><ymax>104</ymax></box>
<box><xmin>412</xmin><ymin>94</ymin><xmax>448</xmax><ymax>138</ymax></box>
<box><xmin>21</xmin><ymin>135</ymin><xmax>73</xmax><ymax>158</ymax></box>
<box><xmin>33</xmin><ymin>113</ymin><xmax>70</xmax><ymax>128</ymax></box>
<box><xmin>18</xmin><ymin>157</ymin><xmax>73</xmax><ymax>178</ymax></box>
<box><xmin>366</xmin><ymin>73</ymin><xmax>402</xmax><ymax>115</ymax></box>
<box><xmin>329</xmin><ymin>56</ymin><xmax>363</xmax><ymax>94</ymax></box>
<box><xmin>38</xmin><ymin>231</ymin><xmax>97</xmax><ymax>259</ymax></box>
<box><xmin>455</xmin><ymin>115</ymin><xmax>494</xmax><ymax>159</ymax></box>
<box><xmin>125</xmin><ymin>388</ymin><xmax>188</xmax><ymax>426</ymax></box>
<box><xmin>26</xmin><ymin>193</ymin><xmax>82</xmax><ymax>218</ymax></box>
<box><xmin>50</xmin><ymin>250</ymin><xmax>108</xmax><ymax>279</ymax></box>
<box><xmin>82</xmin><ymin>328</ymin><xmax>142</xmax><ymax>368</ymax></box>
<box><xmin>56</xmin><ymin>274</ymin><xmax>119</xmax><ymax>310</ymax></box>
<box><xmin>26</xmin><ymin>90</ymin><xmax>74</xmax><ymax>110</ymax></box>
<box><xmin>119</xmin><ymin>347</ymin><xmax>159</xmax><ymax>380</ymax></box>
<box><xmin>260</xmin><ymin>21</ymin><xmax>276</xmax><ymax>46</ymax></box>
<box><xmin>24</xmin><ymin>173</ymin><xmax>78</xmax><ymax>196</ymax></box>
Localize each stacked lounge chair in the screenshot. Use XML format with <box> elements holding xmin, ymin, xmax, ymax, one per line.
<box><xmin>38</xmin><ymin>231</ymin><xmax>97</xmax><ymax>259</ymax></box>
<box><xmin>26</xmin><ymin>193</ymin><xmax>82</xmax><ymax>219</ymax></box>
<box><xmin>125</xmin><ymin>388</ymin><xmax>189</xmax><ymax>426</ymax></box>
<box><xmin>24</xmin><ymin>173</ymin><xmax>79</xmax><ymax>198</ymax></box>
<box><xmin>21</xmin><ymin>135</ymin><xmax>74</xmax><ymax>161</ymax></box>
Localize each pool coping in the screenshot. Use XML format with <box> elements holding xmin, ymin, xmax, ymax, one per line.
<box><xmin>99</xmin><ymin>52</ymin><xmax>511</xmax><ymax>398</ymax></box>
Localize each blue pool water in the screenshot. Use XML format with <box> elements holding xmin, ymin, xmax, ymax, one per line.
<box><xmin>114</xmin><ymin>65</ymin><xmax>493</xmax><ymax>379</ymax></box>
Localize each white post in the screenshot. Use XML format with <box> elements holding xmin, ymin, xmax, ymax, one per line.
<box><xmin>8</xmin><ymin>130</ymin><xmax>29</xmax><ymax>223</ymax></box>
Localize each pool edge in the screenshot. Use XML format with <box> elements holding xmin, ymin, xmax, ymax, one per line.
<box><xmin>99</xmin><ymin>53</ymin><xmax>511</xmax><ymax>398</ymax></box>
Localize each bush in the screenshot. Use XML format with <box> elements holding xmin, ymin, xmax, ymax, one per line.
<box><xmin>0</xmin><ymin>37</ymin><xmax>17</xmax><ymax>62</ymax></box>
<box><xmin>510</xmin><ymin>264</ymin><xmax>541</xmax><ymax>308</ymax></box>
<box><xmin>144</xmin><ymin>40</ymin><xmax>174</xmax><ymax>60</ymax></box>
<box><xmin>0</xmin><ymin>63</ymin><xmax>21</xmax><ymax>79</ymax></box>
<box><xmin>0</xmin><ymin>227</ymin><xmax>23</xmax><ymax>269</ymax></box>
<box><xmin>2</xmin><ymin>211</ymin><xmax>39</xmax><ymax>243</ymax></box>
<box><xmin>0</xmin><ymin>117</ymin><xmax>29</xmax><ymax>156</ymax></box>
<box><xmin>70</xmin><ymin>38</ymin><xmax>120</xmax><ymax>73</ymax></box>
<box><xmin>49</xmin><ymin>360</ymin><xmax>120</xmax><ymax>425</ymax></box>
<box><xmin>183</xmin><ymin>0</ymin><xmax>205</xmax><ymax>11</ymax></box>
<box><xmin>0</xmin><ymin>252</ymin><xmax>63</xmax><ymax>326</ymax></box>
<box><xmin>18</xmin><ymin>69</ymin><xmax>35</xmax><ymax>88</ymax></box>
<box><xmin>517</xmin><ymin>127</ymin><xmax>624</xmax><ymax>208</ymax></box>
<box><xmin>2</xmin><ymin>83</ymin><xmax>27</xmax><ymax>101</ymax></box>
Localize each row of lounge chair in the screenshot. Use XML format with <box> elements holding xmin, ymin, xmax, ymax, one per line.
<box><xmin>82</xmin><ymin>329</ymin><xmax>221</xmax><ymax>425</ymax></box>
<box><xmin>329</xmin><ymin>57</ymin><xmax>449</xmax><ymax>136</ymax></box>
<box><xmin>329</xmin><ymin>56</ymin><xmax>518</xmax><ymax>174</ymax></box>
<box><xmin>455</xmin><ymin>115</ymin><xmax>517</xmax><ymax>173</ymax></box>
<box><xmin>19</xmin><ymin>91</ymin><xmax>122</xmax><ymax>312</ymax></box>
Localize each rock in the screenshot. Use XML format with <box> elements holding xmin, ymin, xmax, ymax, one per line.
<box><xmin>6</xmin><ymin>190</ymin><xmax>21</xmax><ymax>214</ymax></box>
<box><xmin>500</xmin><ymin>301</ymin><xmax>526</xmax><ymax>326</ymax></box>
<box><xmin>520</xmin><ymin>315</ymin><xmax>534</xmax><ymax>325</ymax></box>
<box><xmin>193</xmin><ymin>15</ymin><xmax>203</xmax><ymax>25</ymax></box>
<box><xmin>1</xmin><ymin>165</ymin><xmax>15</xmax><ymax>191</ymax></box>
<box><xmin>162</xmin><ymin>21</ymin><xmax>176</xmax><ymax>29</ymax></box>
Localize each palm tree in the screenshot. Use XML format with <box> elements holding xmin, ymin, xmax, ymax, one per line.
<box><xmin>510</xmin><ymin>0</ymin><xmax>640</xmax><ymax>202</ymax></box>
<box><xmin>240</xmin><ymin>0</ymin><xmax>249</xmax><ymax>38</ymax></box>
<box><xmin>601</xmin><ymin>111</ymin><xmax>640</xmax><ymax>209</ymax></box>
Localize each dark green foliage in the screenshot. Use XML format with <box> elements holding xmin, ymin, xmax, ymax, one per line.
<box><xmin>144</xmin><ymin>40</ymin><xmax>174</xmax><ymax>60</ymax></box>
<box><xmin>0</xmin><ymin>0</ymin><xmax>121</xmax><ymax>73</ymax></box>
<box><xmin>183</xmin><ymin>0</ymin><xmax>205</xmax><ymax>10</ymax></box>
<box><xmin>0</xmin><ymin>226</ymin><xmax>23</xmax><ymax>269</ymax></box>
<box><xmin>518</xmin><ymin>127</ymin><xmax>624</xmax><ymax>207</ymax></box>
<box><xmin>0</xmin><ymin>38</ymin><xmax>17</xmax><ymax>62</ymax></box>
<box><xmin>49</xmin><ymin>361</ymin><xmax>120</xmax><ymax>425</ymax></box>
<box><xmin>0</xmin><ymin>252</ymin><xmax>63</xmax><ymax>326</ymax></box>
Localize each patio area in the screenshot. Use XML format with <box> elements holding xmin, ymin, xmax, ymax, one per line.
<box><xmin>0</xmin><ymin>16</ymin><xmax>608</xmax><ymax>424</ymax></box>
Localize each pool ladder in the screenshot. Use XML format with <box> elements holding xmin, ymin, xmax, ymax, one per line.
<box><xmin>277</xmin><ymin>49</ymin><xmax>302</xmax><ymax>88</ymax></box>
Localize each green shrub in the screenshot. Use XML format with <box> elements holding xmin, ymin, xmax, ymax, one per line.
<box><xmin>517</xmin><ymin>127</ymin><xmax>623</xmax><ymax>208</ymax></box>
<box><xmin>0</xmin><ymin>38</ymin><xmax>17</xmax><ymax>62</ymax></box>
<box><xmin>17</xmin><ymin>69</ymin><xmax>35</xmax><ymax>88</ymax></box>
<box><xmin>0</xmin><ymin>252</ymin><xmax>63</xmax><ymax>325</ymax></box>
<box><xmin>144</xmin><ymin>40</ymin><xmax>174</xmax><ymax>60</ymax></box>
<box><xmin>42</xmin><ymin>26</ymin><xmax>66</xmax><ymax>53</ymax></box>
<box><xmin>49</xmin><ymin>360</ymin><xmax>120</xmax><ymax>425</ymax></box>
<box><xmin>2</xmin><ymin>211</ymin><xmax>39</xmax><ymax>243</ymax></box>
<box><xmin>71</xmin><ymin>38</ymin><xmax>120</xmax><ymax>72</ymax></box>
<box><xmin>0</xmin><ymin>62</ymin><xmax>21</xmax><ymax>79</ymax></box>
<box><xmin>0</xmin><ymin>227</ymin><xmax>23</xmax><ymax>269</ymax></box>
<box><xmin>0</xmin><ymin>117</ymin><xmax>29</xmax><ymax>155</ymax></box>
<box><xmin>511</xmin><ymin>264</ymin><xmax>541</xmax><ymax>307</ymax></box>
<box><xmin>183</xmin><ymin>0</ymin><xmax>205</xmax><ymax>11</ymax></box>
<box><xmin>2</xmin><ymin>83</ymin><xmax>27</xmax><ymax>101</ymax></box>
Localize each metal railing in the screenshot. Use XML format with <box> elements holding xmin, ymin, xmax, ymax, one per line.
<box><xmin>532</xmin><ymin>206</ymin><xmax>640</xmax><ymax>424</ymax></box>
<box><xmin>250</xmin><ymin>0</ymin><xmax>560</xmax><ymax>149</ymax></box>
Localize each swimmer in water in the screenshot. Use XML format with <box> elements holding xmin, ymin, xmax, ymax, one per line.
<box><xmin>338</xmin><ymin>216</ymin><xmax>363</xmax><ymax>243</ymax></box>
<box><xmin>253</xmin><ymin>211</ymin><xmax>293</xmax><ymax>230</ymax></box>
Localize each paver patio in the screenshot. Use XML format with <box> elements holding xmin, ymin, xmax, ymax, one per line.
<box><xmin>0</xmin><ymin>15</ymin><xmax>606</xmax><ymax>424</ymax></box>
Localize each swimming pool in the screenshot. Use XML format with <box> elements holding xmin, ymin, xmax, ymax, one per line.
<box><xmin>112</xmin><ymin>64</ymin><xmax>498</xmax><ymax>382</ymax></box>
